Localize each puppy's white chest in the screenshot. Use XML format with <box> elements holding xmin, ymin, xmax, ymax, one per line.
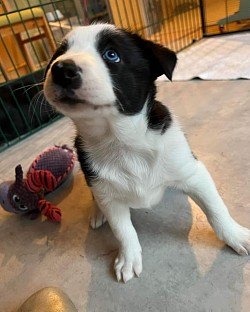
<box><xmin>90</xmin><ymin>142</ymin><xmax>166</xmax><ymax>208</ymax></box>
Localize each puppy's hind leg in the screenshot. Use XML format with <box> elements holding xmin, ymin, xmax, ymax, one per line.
<box><xmin>182</xmin><ymin>160</ymin><xmax>250</xmax><ymax>255</ymax></box>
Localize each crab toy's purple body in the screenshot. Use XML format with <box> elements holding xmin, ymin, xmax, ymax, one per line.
<box><xmin>0</xmin><ymin>145</ymin><xmax>75</xmax><ymax>221</ymax></box>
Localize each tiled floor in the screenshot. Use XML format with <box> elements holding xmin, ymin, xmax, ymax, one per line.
<box><xmin>1</xmin><ymin>80</ymin><xmax>250</xmax><ymax>311</ymax></box>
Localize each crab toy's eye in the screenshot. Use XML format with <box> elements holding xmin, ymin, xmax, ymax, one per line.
<box><xmin>12</xmin><ymin>195</ymin><xmax>28</xmax><ymax>212</ymax></box>
<box><xmin>103</xmin><ymin>49</ymin><xmax>120</xmax><ymax>63</ymax></box>
<box><xmin>19</xmin><ymin>204</ymin><xmax>28</xmax><ymax>212</ymax></box>
<box><xmin>13</xmin><ymin>195</ymin><xmax>20</xmax><ymax>203</ymax></box>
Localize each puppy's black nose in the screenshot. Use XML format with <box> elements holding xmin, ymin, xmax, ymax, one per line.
<box><xmin>51</xmin><ymin>59</ymin><xmax>82</xmax><ymax>89</ymax></box>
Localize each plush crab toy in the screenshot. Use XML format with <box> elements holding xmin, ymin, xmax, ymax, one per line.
<box><xmin>0</xmin><ymin>145</ymin><xmax>75</xmax><ymax>222</ymax></box>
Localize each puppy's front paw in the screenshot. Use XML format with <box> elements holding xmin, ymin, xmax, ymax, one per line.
<box><xmin>114</xmin><ymin>248</ymin><xmax>142</xmax><ymax>283</ymax></box>
<box><xmin>90</xmin><ymin>204</ymin><xmax>107</xmax><ymax>229</ymax></box>
<box><xmin>90</xmin><ymin>212</ymin><xmax>106</xmax><ymax>229</ymax></box>
<box><xmin>221</xmin><ymin>221</ymin><xmax>250</xmax><ymax>255</ymax></box>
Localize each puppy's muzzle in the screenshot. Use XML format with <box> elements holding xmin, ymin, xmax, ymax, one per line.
<box><xmin>51</xmin><ymin>59</ymin><xmax>82</xmax><ymax>90</ymax></box>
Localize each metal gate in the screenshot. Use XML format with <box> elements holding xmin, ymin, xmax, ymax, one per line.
<box><xmin>0</xmin><ymin>0</ymin><xmax>85</xmax><ymax>151</ymax></box>
<box><xmin>0</xmin><ymin>0</ymin><xmax>204</xmax><ymax>152</ymax></box>
<box><xmin>107</xmin><ymin>0</ymin><xmax>203</xmax><ymax>52</ymax></box>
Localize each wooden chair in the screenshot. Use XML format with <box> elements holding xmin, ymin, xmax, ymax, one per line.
<box><xmin>0</xmin><ymin>0</ymin><xmax>56</xmax><ymax>81</ymax></box>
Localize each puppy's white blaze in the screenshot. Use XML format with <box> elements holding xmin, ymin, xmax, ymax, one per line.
<box><xmin>66</xmin><ymin>24</ymin><xmax>116</xmax><ymax>52</ymax></box>
<box><xmin>72</xmin><ymin>52</ymin><xmax>115</xmax><ymax>106</ymax></box>
<box><xmin>65</xmin><ymin>25</ymin><xmax>117</xmax><ymax>106</ymax></box>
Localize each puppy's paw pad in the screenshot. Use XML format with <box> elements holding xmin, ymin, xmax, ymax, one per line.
<box><xmin>114</xmin><ymin>250</ymin><xmax>142</xmax><ymax>283</ymax></box>
<box><xmin>237</xmin><ymin>246</ymin><xmax>249</xmax><ymax>256</ymax></box>
<box><xmin>223</xmin><ymin>223</ymin><xmax>250</xmax><ymax>255</ymax></box>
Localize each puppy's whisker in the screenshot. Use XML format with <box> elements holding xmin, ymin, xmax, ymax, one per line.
<box><xmin>30</xmin><ymin>90</ymin><xmax>45</xmax><ymax>125</ymax></box>
<box><xmin>40</xmin><ymin>96</ymin><xmax>57</xmax><ymax>118</ymax></box>
<box><xmin>116</xmin><ymin>99</ymin><xmax>125</xmax><ymax>112</ymax></box>
<box><xmin>13</xmin><ymin>82</ymin><xmax>43</xmax><ymax>93</ymax></box>
<box><xmin>29</xmin><ymin>93</ymin><xmax>40</xmax><ymax>125</ymax></box>
<box><xmin>38</xmin><ymin>92</ymin><xmax>45</xmax><ymax>121</ymax></box>
<box><xmin>22</xmin><ymin>84</ymin><xmax>42</xmax><ymax>96</ymax></box>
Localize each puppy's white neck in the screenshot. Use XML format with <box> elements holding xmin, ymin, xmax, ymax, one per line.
<box><xmin>73</xmin><ymin>102</ymin><xmax>149</xmax><ymax>148</ymax></box>
<box><xmin>74</xmin><ymin>113</ymin><xmax>110</xmax><ymax>140</ymax></box>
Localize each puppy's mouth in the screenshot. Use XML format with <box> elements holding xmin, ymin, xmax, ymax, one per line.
<box><xmin>44</xmin><ymin>79</ymin><xmax>115</xmax><ymax>111</ymax></box>
<box><xmin>59</xmin><ymin>96</ymin><xmax>87</xmax><ymax>105</ymax></box>
<box><xmin>55</xmin><ymin>94</ymin><xmax>113</xmax><ymax>110</ymax></box>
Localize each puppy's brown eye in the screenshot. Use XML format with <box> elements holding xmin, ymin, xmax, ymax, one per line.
<box><xmin>103</xmin><ymin>49</ymin><xmax>120</xmax><ymax>63</ymax></box>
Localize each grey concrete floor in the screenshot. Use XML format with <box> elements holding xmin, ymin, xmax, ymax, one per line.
<box><xmin>0</xmin><ymin>80</ymin><xmax>250</xmax><ymax>312</ymax></box>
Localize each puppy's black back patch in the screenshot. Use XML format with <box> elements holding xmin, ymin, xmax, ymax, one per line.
<box><xmin>74</xmin><ymin>135</ymin><xmax>97</xmax><ymax>186</ymax></box>
<box><xmin>147</xmin><ymin>101</ymin><xmax>172</xmax><ymax>134</ymax></box>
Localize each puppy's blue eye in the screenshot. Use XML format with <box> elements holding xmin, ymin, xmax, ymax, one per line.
<box><xmin>103</xmin><ymin>49</ymin><xmax>120</xmax><ymax>63</ymax></box>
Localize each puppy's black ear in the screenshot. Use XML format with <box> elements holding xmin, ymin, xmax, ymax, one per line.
<box><xmin>132</xmin><ymin>34</ymin><xmax>177</xmax><ymax>80</ymax></box>
<box><xmin>145</xmin><ymin>40</ymin><xmax>177</xmax><ymax>80</ymax></box>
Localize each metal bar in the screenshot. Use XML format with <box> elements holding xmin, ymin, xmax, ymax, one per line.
<box><xmin>26</xmin><ymin>0</ymin><xmax>52</xmax><ymax>62</ymax></box>
<box><xmin>2</xmin><ymin>3</ymin><xmax>43</xmax><ymax>129</ymax></box>
<box><xmin>173</xmin><ymin>0</ymin><xmax>183</xmax><ymax>51</ymax></box>
<box><xmin>0</xmin><ymin>33</ymin><xmax>22</xmax><ymax>79</ymax></box>
<box><xmin>3</xmin><ymin>0</ymin><xmax>66</xmax><ymax>14</ymax></box>
<box><xmin>195</xmin><ymin>0</ymin><xmax>203</xmax><ymax>39</ymax></box>
<box><xmin>48</xmin><ymin>0</ymin><xmax>66</xmax><ymax>40</ymax></box>
<box><xmin>188</xmin><ymin>0</ymin><xmax>196</xmax><ymax>41</ymax></box>
<box><xmin>0</xmin><ymin>123</ymin><xmax>9</xmax><ymax>146</ymax></box>
<box><xmin>134</xmin><ymin>0</ymin><xmax>146</xmax><ymax>37</ymax></box>
<box><xmin>0</xmin><ymin>63</ymin><xmax>8</xmax><ymax>82</ymax></box>
<box><xmin>0</xmin><ymin>33</ymin><xmax>40</xmax><ymax>131</ymax></box>
<box><xmin>199</xmin><ymin>0</ymin><xmax>206</xmax><ymax>35</ymax></box>
<box><xmin>61</xmin><ymin>0</ymin><xmax>73</xmax><ymax>31</ymax></box>
<box><xmin>169</xmin><ymin>0</ymin><xmax>179</xmax><ymax>51</ymax></box>
<box><xmin>121</xmin><ymin>0</ymin><xmax>131</xmax><ymax>29</ymax></box>
<box><xmin>0</xmin><ymin>95</ymin><xmax>21</xmax><ymax>139</ymax></box>
<box><xmin>161</xmin><ymin>0</ymin><xmax>174</xmax><ymax>49</ymax></box>
<box><xmin>114</xmin><ymin>0</ymin><xmax>124</xmax><ymax>27</ymax></box>
<box><xmin>192</xmin><ymin>0</ymin><xmax>202</xmax><ymax>40</ymax></box>
<box><xmin>128</xmin><ymin>0</ymin><xmax>138</xmax><ymax>31</ymax></box>
<box><xmin>0</xmin><ymin>115</ymin><xmax>62</xmax><ymax>153</ymax></box>
<box><xmin>11</xmin><ymin>0</ymin><xmax>43</xmax><ymax>69</ymax></box>
<box><xmin>156</xmin><ymin>0</ymin><xmax>164</xmax><ymax>45</ymax></box>
<box><xmin>72</xmin><ymin>0</ymin><xmax>82</xmax><ymax>26</ymax></box>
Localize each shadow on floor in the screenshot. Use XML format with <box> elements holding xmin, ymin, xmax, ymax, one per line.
<box><xmin>85</xmin><ymin>188</ymin><xmax>247</xmax><ymax>312</ymax></box>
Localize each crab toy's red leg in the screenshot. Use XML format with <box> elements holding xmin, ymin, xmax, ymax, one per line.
<box><xmin>38</xmin><ymin>199</ymin><xmax>62</xmax><ymax>222</ymax></box>
<box><xmin>26</xmin><ymin>170</ymin><xmax>58</xmax><ymax>193</ymax></box>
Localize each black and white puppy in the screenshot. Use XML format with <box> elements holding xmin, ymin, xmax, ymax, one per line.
<box><xmin>44</xmin><ymin>24</ymin><xmax>250</xmax><ymax>283</ymax></box>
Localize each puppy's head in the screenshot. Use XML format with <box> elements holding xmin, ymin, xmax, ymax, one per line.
<box><xmin>44</xmin><ymin>24</ymin><xmax>177</xmax><ymax>119</ymax></box>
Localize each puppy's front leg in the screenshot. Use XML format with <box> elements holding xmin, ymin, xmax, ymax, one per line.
<box><xmin>97</xmin><ymin>200</ymin><xmax>142</xmax><ymax>283</ymax></box>
<box><xmin>90</xmin><ymin>199</ymin><xmax>107</xmax><ymax>229</ymax></box>
<box><xmin>183</xmin><ymin>161</ymin><xmax>250</xmax><ymax>255</ymax></box>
